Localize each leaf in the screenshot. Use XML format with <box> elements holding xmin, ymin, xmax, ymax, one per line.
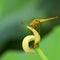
<box><xmin>1</xmin><ymin>26</ymin><xmax>60</xmax><ymax>60</ymax></box>
<box><xmin>40</xmin><ymin>26</ymin><xmax>60</xmax><ymax>60</ymax></box>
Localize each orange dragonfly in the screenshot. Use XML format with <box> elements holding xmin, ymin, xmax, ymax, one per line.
<box><xmin>30</xmin><ymin>16</ymin><xmax>58</xmax><ymax>27</ymax></box>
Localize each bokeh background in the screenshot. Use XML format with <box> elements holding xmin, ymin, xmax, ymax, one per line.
<box><xmin>0</xmin><ymin>0</ymin><xmax>60</xmax><ymax>60</ymax></box>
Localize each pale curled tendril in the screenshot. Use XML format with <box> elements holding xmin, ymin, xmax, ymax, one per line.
<box><xmin>22</xmin><ymin>26</ymin><xmax>48</xmax><ymax>60</ymax></box>
<box><xmin>22</xmin><ymin>26</ymin><xmax>40</xmax><ymax>54</ymax></box>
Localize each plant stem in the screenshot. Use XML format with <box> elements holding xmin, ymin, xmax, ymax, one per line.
<box><xmin>34</xmin><ymin>46</ymin><xmax>48</xmax><ymax>60</ymax></box>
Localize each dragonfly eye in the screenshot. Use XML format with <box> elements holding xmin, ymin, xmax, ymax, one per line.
<box><xmin>35</xmin><ymin>19</ymin><xmax>40</xmax><ymax>23</ymax></box>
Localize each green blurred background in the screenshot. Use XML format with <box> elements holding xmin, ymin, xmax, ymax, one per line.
<box><xmin>0</xmin><ymin>0</ymin><xmax>60</xmax><ymax>60</ymax></box>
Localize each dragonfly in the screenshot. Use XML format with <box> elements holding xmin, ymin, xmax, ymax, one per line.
<box><xmin>29</xmin><ymin>16</ymin><xmax>58</xmax><ymax>27</ymax></box>
<box><xmin>21</xmin><ymin>16</ymin><xmax>58</xmax><ymax>33</ymax></box>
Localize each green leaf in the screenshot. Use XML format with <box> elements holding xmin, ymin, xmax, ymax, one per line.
<box><xmin>40</xmin><ymin>26</ymin><xmax>60</xmax><ymax>60</ymax></box>
<box><xmin>1</xmin><ymin>26</ymin><xmax>60</xmax><ymax>60</ymax></box>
